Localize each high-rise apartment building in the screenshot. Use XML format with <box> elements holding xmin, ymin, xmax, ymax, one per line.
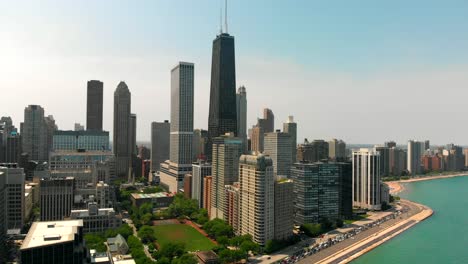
<box><xmin>22</xmin><ymin>105</ymin><xmax>48</xmax><ymax>162</ymax></box>
<box><xmin>291</xmin><ymin>161</ymin><xmax>352</xmax><ymax>225</ymax></box>
<box><xmin>250</xmin><ymin>125</ymin><xmax>264</xmax><ymax>153</ymax></box>
<box><xmin>328</xmin><ymin>139</ymin><xmax>346</xmax><ymax>161</ymax></box>
<box><xmin>86</xmin><ymin>80</ymin><xmax>104</xmax><ymax>131</ymax></box>
<box><xmin>407</xmin><ymin>140</ymin><xmax>424</xmax><ymax>175</ymax></box>
<box><xmin>283</xmin><ymin>116</ymin><xmax>297</xmax><ymax>163</ymax></box>
<box><xmin>44</xmin><ymin>115</ymin><xmax>57</xmax><ymax>157</ymax></box>
<box><xmin>260</xmin><ymin>108</ymin><xmax>275</xmax><ymax>133</ymax></box>
<box><xmin>352</xmin><ymin>149</ymin><xmax>381</xmax><ymax>210</ymax></box>
<box><xmin>192</xmin><ymin>161</ymin><xmax>212</xmax><ymax>208</ymax></box>
<box><xmin>113</xmin><ymin>82</ymin><xmax>132</xmax><ymax>178</ymax></box>
<box><xmin>40</xmin><ymin>177</ymin><xmax>74</xmax><ymax>221</ymax></box>
<box><xmin>297</xmin><ymin>139</ymin><xmax>329</xmax><ymax>163</ymax></box>
<box><xmin>238</xmin><ymin>154</ymin><xmax>275</xmax><ymax>246</ymax></box>
<box><xmin>210</xmin><ymin>134</ymin><xmax>242</xmax><ymax>220</ymax></box>
<box><xmin>274</xmin><ymin>178</ymin><xmax>294</xmax><ymax>240</ymax></box>
<box><xmin>375</xmin><ymin>145</ymin><xmax>390</xmax><ymax>177</ymax></box>
<box><xmin>264</xmin><ymin>131</ymin><xmax>292</xmax><ymax>177</ymax></box>
<box><xmin>207</xmin><ymin>32</ymin><xmax>237</xmax><ymax>161</ymax></box>
<box><xmin>203</xmin><ymin>176</ymin><xmax>213</xmax><ymax>217</ymax></box>
<box><xmin>225</xmin><ymin>182</ymin><xmax>240</xmax><ymax>233</ymax></box>
<box><xmin>389</xmin><ymin>147</ymin><xmax>407</xmax><ymax>176</ymax></box>
<box><xmin>151</xmin><ymin>121</ymin><xmax>170</xmax><ymax>171</ymax></box>
<box><xmin>236</xmin><ymin>86</ymin><xmax>247</xmax><ymax>153</ymax></box>
<box><xmin>0</xmin><ymin>164</ymin><xmax>25</xmax><ymax>231</ymax></box>
<box><xmin>160</xmin><ymin>62</ymin><xmax>195</xmax><ymax>193</ymax></box>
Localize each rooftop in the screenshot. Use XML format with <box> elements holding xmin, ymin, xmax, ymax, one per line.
<box><xmin>70</xmin><ymin>208</ymin><xmax>115</xmax><ymax>218</ymax></box>
<box><xmin>130</xmin><ymin>192</ymin><xmax>173</xmax><ymax>199</ymax></box>
<box><xmin>21</xmin><ymin>220</ymin><xmax>83</xmax><ymax>250</ymax></box>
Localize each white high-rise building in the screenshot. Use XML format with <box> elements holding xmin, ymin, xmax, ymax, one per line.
<box><xmin>192</xmin><ymin>162</ymin><xmax>212</xmax><ymax>208</ymax></box>
<box><xmin>160</xmin><ymin>62</ymin><xmax>194</xmax><ymax>192</ymax></box>
<box><xmin>352</xmin><ymin>148</ymin><xmax>381</xmax><ymax>210</ymax></box>
<box><xmin>238</xmin><ymin>154</ymin><xmax>275</xmax><ymax>246</ymax></box>
<box><xmin>210</xmin><ymin>133</ymin><xmax>242</xmax><ymax>220</ymax></box>
<box><xmin>236</xmin><ymin>86</ymin><xmax>247</xmax><ymax>153</ymax></box>
<box><xmin>264</xmin><ymin>131</ymin><xmax>292</xmax><ymax>177</ymax></box>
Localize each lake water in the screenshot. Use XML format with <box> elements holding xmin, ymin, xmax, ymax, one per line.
<box><xmin>352</xmin><ymin>176</ymin><xmax>468</xmax><ymax>264</ymax></box>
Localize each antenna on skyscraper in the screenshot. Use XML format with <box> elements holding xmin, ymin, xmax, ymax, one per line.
<box><xmin>219</xmin><ymin>5</ymin><xmax>223</xmax><ymax>34</ymax></box>
<box><xmin>225</xmin><ymin>0</ymin><xmax>228</xmax><ymax>33</ymax></box>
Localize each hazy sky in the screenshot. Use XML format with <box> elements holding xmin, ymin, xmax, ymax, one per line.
<box><xmin>2</xmin><ymin>0</ymin><xmax>468</xmax><ymax>145</ymax></box>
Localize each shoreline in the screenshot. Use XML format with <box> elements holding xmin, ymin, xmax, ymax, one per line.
<box><xmin>387</xmin><ymin>172</ymin><xmax>468</xmax><ymax>195</ymax></box>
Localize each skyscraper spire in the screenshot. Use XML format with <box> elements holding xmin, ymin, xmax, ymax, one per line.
<box><xmin>219</xmin><ymin>4</ymin><xmax>223</xmax><ymax>34</ymax></box>
<box><xmin>225</xmin><ymin>0</ymin><xmax>228</xmax><ymax>33</ymax></box>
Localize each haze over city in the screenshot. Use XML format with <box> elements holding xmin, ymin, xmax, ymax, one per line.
<box><xmin>2</xmin><ymin>0</ymin><xmax>468</xmax><ymax>144</ymax></box>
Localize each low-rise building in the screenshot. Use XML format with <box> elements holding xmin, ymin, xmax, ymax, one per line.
<box><xmin>69</xmin><ymin>203</ymin><xmax>121</xmax><ymax>233</ymax></box>
<box><xmin>130</xmin><ymin>192</ymin><xmax>174</xmax><ymax>208</ymax></box>
<box><xmin>196</xmin><ymin>250</ymin><xmax>219</xmax><ymax>264</ymax></box>
<box><xmin>107</xmin><ymin>234</ymin><xmax>129</xmax><ymax>256</ymax></box>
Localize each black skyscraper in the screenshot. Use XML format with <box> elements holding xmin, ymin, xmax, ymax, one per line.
<box><xmin>207</xmin><ymin>33</ymin><xmax>237</xmax><ymax>160</ymax></box>
<box><xmin>86</xmin><ymin>80</ymin><xmax>103</xmax><ymax>131</ymax></box>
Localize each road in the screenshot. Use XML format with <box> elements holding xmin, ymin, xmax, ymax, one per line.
<box><xmin>295</xmin><ymin>200</ymin><xmax>422</xmax><ymax>264</ymax></box>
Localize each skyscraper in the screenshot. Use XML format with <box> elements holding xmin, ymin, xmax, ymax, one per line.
<box><xmin>236</xmin><ymin>86</ymin><xmax>247</xmax><ymax>153</ymax></box>
<box><xmin>375</xmin><ymin>145</ymin><xmax>390</xmax><ymax>177</ymax></box>
<box><xmin>192</xmin><ymin>161</ymin><xmax>212</xmax><ymax>208</ymax></box>
<box><xmin>86</xmin><ymin>80</ymin><xmax>104</xmax><ymax>131</ymax></box>
<box><xmin>297</xmin><ymin>139</ymin><xmax>329</xmax><ymax>163</ymax></box>
<box><xmin>0</xmin><ymin>164</ymin><xmax>25</xmax><ymax>231</ymax></box>
<box><xmin>283</xmin><ymin>116</ymin><xmax>297</xmax><ymax>163</ymax></box>
<box><xmin>207</xmin><ymin>32</ymin><xmax>237</xmax><ymax>161</ymax></box>
<box><xmin>129</xmin><ymin>113</ymin><xmax>137</xmax><ymax>156</ymax></box>
<box><xmin>238</xmin><ymin>154</ymin><xmax>275</xmax><ymax>246</ymax></box>
<box><xmin>274</xmin><ymin>178</ymin><xmax>294</xmax><ymax>241</ymax></box>
<box><xmin>113</xmin><ymin>82</ymin><xmax>132</xmax><ymax>178</ymax></box>
<box><xmin>150</xmin><ymin>121</ymin><xmax>170</xmax><ymax>171</ymax></box>
<box><xmin>260</xmin><ymin>108</ymin><xmax>275</xmax><ymax>133</ymax></box>
<box><xmin>407</xmin><ymin>140</ymin><xmax>423</xmax><ymax>175</ymax></box>
<box><xmin>40</xmin><ymin>177</ymin><xmax>74</xmax><ymax>221</ymax></box>
<box><xmin>160</xmin><ymin>62</ymin><xmax>194</xmax><ymax>192</ymax></box>
<box><xmin>264</xmin><ymin>131</ymin><xmax>292</xmax><ymax>177</ymax></box>
<box><xmin>250</xmin><ymin>125</ymin><xmax>264</xmax><ymax>153</ymax></box>
<box><xmin>328</xmin><ymin>138</ymin><xmax>346</xmax><ymax>161</ymax></box>
<box><xmin>352</xmin><ymin>149</ymin><xmax>381</xmax><ymax>210</ymax></box>
<box><xmin>22</xmin><ymin>105</ymin><xmax>48</xmax><ymax>162</ymax></box>
<box><xmin>210</xmin><ymin>133</ymin><xmax>242</xmax><ymax>220</ymax></box>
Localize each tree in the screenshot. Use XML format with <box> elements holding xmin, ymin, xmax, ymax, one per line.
<box><xmin>105</xmin><ymin>224</ymin><xmax>133</xmax><ymax>239</ymax></box>
<box><xmin>171</xmin><ymin>254</ymin><xmax>198</xmax><ymax>264</ymax></box>
<box><xmin>84</xmin><ymin>234</ymin><xmax>107</xmax><ymax>252</ymax></box>
<box><xmin>218</xmin><ymin>249</ymin><xmax>246</xmax><ymax>264</ymax></box>
<box><xmin>301</xmin><ymin>223</ymin><xmax>322</xmax><ymax>237</ymax></box>
<box><xmin>138</xmin><ymin>225</ymin><xmax>156</xmax><ymax>244</ymax></box>
<box><xmin>167</xmin><ymin>194</ymin><xmax>199</xmax><ymax>218</ymax></box>
<box><xmin>335</xmin><ymin>218</ymin><xmax>344</xmax><ymax>228</ymax></box>
<box><xmin>203</xmin><ymin>219</ymin><xmax>234</xmax><ymax>240</ymax></box>
<box><xmin>156</xmin><ymin>242</ymin><xmax>186</xmax><ymax>259</ymax></box>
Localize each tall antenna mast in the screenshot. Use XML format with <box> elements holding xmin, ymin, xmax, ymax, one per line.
<box><xmin>225</xmin><ymin>0</ymin><xmax>228</xmax><ymax>33</ymax></box>
<box><xmin>219</xmin><ymin>5</ymin><xmax>223</xmax><ymax>34</ymax></box>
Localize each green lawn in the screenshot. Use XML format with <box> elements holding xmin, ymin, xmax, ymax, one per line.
<box><xmin>153</xmin><ymin>224</ymin><xmax>215</xmax><ymax>251</ymax></box>
<box><xmin>344</xmin><ymin>214</ymin><xmax>370</xmax><ymax>225</ymax></box>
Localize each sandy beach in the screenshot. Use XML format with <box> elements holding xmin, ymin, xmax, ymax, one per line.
<box><xmin>387</xmin><ymin>173</ymin><xmax>468</xmax><ymax>195</ymax></box>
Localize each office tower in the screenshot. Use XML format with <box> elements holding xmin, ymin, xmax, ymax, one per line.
<box><xmin>259</xmin><ymin>108</ymin><xmax>275</xmax><ymax>133</ymax></box>
<box><xmin>4</xmin><ymin>133</ymin><xmax>21</xmax><ymax>163</ymax></box>
<box><xmin>297</xmin><ymin>139</ymin><xmax>329</xmax><ymax>162</ymax></box>
<box><xmin>40</xmin><ymin>177</ymin><xmax>74</xmax><ymax>221</ymax></box>
<box><xmin>113</xmin><ymin>81</ymin><xmax>132</xmax><ymax>178</ymax></box>
<box><xmin>0</xmin><ymin>164</ymin><xmax>25</xmax><ymax>231</ymax></box>
<box><xmin>389</xmin><ymin>147</ymin><xmax>407</xmax><ymax>176</ymax></box>
<box><xmin>129</xmin><ymin>114</ymin><xmax>137</xmax><ymax>157</ymax></box>
<box><xmin>53</xmin><ymin>130</ymin><xmax>109</xmax><ymax>151</ymax></box>
<box><xmin>264</xmin><ymin>131</ymin><xmax>292</xmax><ymax>177</ymax></box>
<box><xmin>236</xmin><ymin>86</ymin><xmax>247</xmax><ymax>153</ymax></box>
<box><xmin>407</xmin><ymin>140</ymin><xmax>423</xmax><ymax>175</ymax></box>
<box><xmin>424</xmin><ymin>140</ymin><xmax>430</xmax><ymax>152</ymax></box>
<box><xmin>192</xmin><ymin>161</ymin><xmax>212</xmax><ymax>208</ymax></box>
<box><xmin>151</xmin><ymin>121</ymin><xmax>170</xmax><ymax>171</ymax></box>
<box><xmin>329</xmin><ymin>138</ymin><xmax>346</xmax><ymax>161</ymax></box>
<box><xmin>193</xmin><ymin>129</ymin><xmax>208</xmax><ymax>161</ymax></box>
<box><xmin>238</xmin><ymin>154</ymin><xmax>274</xmax><ymax>246</ymax></box>
<box><xmin>22</xmin><ymin>105</ymin><xmax>48</xmax><ymax>162</ymax></box>
<box><xmin>375</xmin><ymin>145</ymin><xmax>390</xmax><ymax>177</ymax></box>
<box><xmin>210</xmin><ymin>133</ymin><xmax>242</xmax><ymax>220</ymax></box>
<box><xmin>352</xmin><ymin>149</ymin><xmax>381</xmax><ymax>210</ymax></box>
<box><xmin>274</xmin><ymin>178</ymin><xmax>294</xmax><ymax>240</ymax></box>
<box><xmin>203</xmin><ymin>176</ymin><xmax>213</xmax><ymax>217</ymax></box>
<box><xmin>20</xmin><ymin>220</ymin><xmax>87</xmax><ymax>264</ymax></box>
<box><xmin>74</xmin><ymin>123</ymin><xmax>84</xmax><ymax>131</ymax></box>
<box><xmin>207</xmin><ymin>32</ymin><xmax>237</xmax><ymax>161</ymax></box>
<box><xmin>138</xmin><ymin>146</ymin><xmax>151</xmax><ymax>160</ymax></box>
<box><xmin>44</xmin><ymin>115</ymin><xmax>57</xmax><ymax>156</ymax></box>
<box><xmin>160</xmin><ymin>62</ymin><xmax>195</xmax><ymax>192</ymax></box>
<box><xmin>385</xmin><ymin>141</ymin><xmax>396</xmax><ymax>148</ymax></box>
<box><xmin>225</xmin><ymin>182</ymin><xmax>240</xmax><ymax>233</ymax></box>
<box><xmin>283</xmin><ymin>116</ymin><xmax>297</xmax><ymax>163</ymax></box>
<box><xmin>291</xmin><ymin>161</ymin><xmax>351</xmax><ymax>224</ymax></box>
<box><xmin>86</xmin><ymin>80</ymin><xmax>104</xmax><ymax>131</ymax></box>
<box><xmin>250</xmin><ymin>125</ymin><xmax>264</xmax><ymax>153</ymax></box>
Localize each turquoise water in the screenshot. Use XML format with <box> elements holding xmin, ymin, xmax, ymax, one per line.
<box><xmin>352</xmin><ymin>176</ymin><xmax>468</xmax><ymax>264</ymax></box>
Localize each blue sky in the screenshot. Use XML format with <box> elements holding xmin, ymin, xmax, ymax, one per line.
<box><xmin>2</xmin><ymin>0</ymin><xmax>468</xmax><ymax>144</ymax></box>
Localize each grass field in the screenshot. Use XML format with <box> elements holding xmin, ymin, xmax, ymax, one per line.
<box><xmin>153</xmin><ymin>224</ymin><xmax>215</xmax><ymax>251</ymax></box>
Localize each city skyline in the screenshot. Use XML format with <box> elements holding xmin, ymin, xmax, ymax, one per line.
<box><xmin>3</xmin><ymin>1</ymin><xmax>468</xmax><ymax>144</ymax></box>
